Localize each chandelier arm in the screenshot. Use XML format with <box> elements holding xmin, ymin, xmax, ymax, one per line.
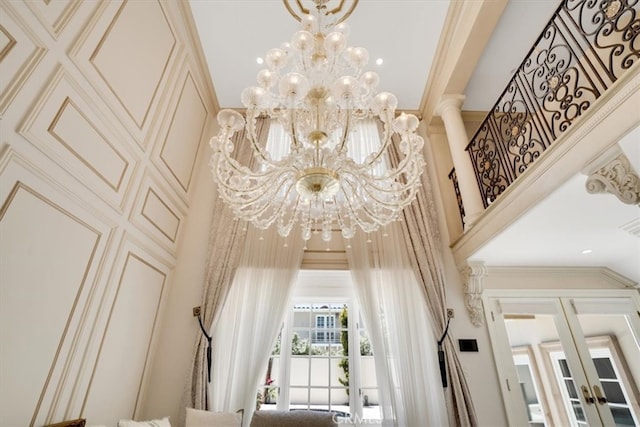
<box><xmin>336</xmin><ymin>106</ymin><xmax>352</xmax><ymax>153</ymax></box>
<box><xmin>337</xmin><ymin>156</ymin><xmax>423</xmax><ymax>194</ymax></box>
<box><xmin>333</xmin><ymin>159</ymin><xmax>404</xmax><ymax>188</ymax></box>
<box><xmin>344</xmin><ymin>135</ymin><xmax>424</xmax><ymax>182</ymax></box>
<box><xmin>277</xmin><ymin>196</ymin><xmax>301</xmax><ymax>236</ymax></box>
<box><xmin>363</xmin><ymin>115</ymin><xmax>394</xmax><ymax>166</ymax></box>
<box><xmin>288</xmin><ymin>108</ymin><xmax>301</xmax><ymax>149</ymax></box>
<box><xmin>228</xmin><ymin>178</ymin><xmax>297</xmax><ymax>228</ymax></box>
<box><xmin>245</xmin><ymin>110</ymin><xmax>277</xmax><ymax>164</ymax></box>
<box><xmin>384</xmin><ymin>143</ymin><xmax>425</xmax><ymax>181</ymax></box>
<box><xmin>330</xmin><ymin>0</ymin><xmax>359</xmax><ymax>25</ymax></box>
<box><xmin>214</xmin><ymin>163</ymin><xmax>297</xmax><ymax>208</ymax></box>
<box><xmin>282</xmin><ymin>0</ymin><xmax>307</xmax><ymax>22</ymax></box>
<box><xmin>248</xmin><ymin>194</ymin><xmax>291</xmax><ymax>230</ymax></box>
<box><xmin>334</xmin><ymin>190</ymin><xmax>370</xmax><ymax>229</ymax></box>
<box><xmin>339</xmin><ymin>170</ymin><xmax>414</xmax><ymax>209</ymax></box>
<box><xmin>338</xmin><ymin>179</ymin><xmax>393</xmax><ymax>226</ymax></box>
<box><xmin>215</xmin><ymin>141</ymin><xmax>285</xmax><ymax>181</ymax></box>
<box><xmin>218</xmin><ymin>168</ymin><xmax>298</xmax><ymax>208</ymax></box>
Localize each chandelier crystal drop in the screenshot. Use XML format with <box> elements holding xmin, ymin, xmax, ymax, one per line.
<box><xmin>210</xmin><ymin>0</ymin><xmax>425</xmax><ymax>242</ymax></box>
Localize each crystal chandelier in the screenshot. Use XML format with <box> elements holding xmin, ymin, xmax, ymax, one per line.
<box><xmin>210</xmin><ymin>0</ymin><xmax>425</xmax><ymax>242</ymax></box>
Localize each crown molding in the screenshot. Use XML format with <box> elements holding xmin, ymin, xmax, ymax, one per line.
<box><xmin>484</xmin><ymin>266</ymin><xmax>638</xmax><ymax>288</ymax></box>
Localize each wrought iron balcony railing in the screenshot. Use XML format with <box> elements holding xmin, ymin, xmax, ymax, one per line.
<box><xmin>448</xmin><ymin>168</ymin><xmax>465</xmax><ymax>225</ymax></box>
<box><xmin>461</xmin><ymin>0</ymin><xmax>639</xmax><ymax>212</ymax></box>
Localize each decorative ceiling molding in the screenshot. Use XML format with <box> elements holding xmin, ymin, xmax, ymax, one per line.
<box><xmin>585</xmin><ymin>152</ymin><xmax>640</xmax><ymax>205</ymax></box>
<box><xmin>484</xmin><ymin>266</ymin><xmax>637</xmax><ymax>289</ymax></box>
<box><xmin>620</xmin><ymin>217</ymin><xmax>640</xmax><ymax>239</ymax></box>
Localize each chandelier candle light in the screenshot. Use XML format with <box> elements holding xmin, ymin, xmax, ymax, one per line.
<box><xmin>210</xmin><ymin>0</ymin><xmax>425</xmax><ymax>242</ymax></box>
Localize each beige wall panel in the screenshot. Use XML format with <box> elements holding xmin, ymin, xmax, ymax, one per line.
<box><xmin>0</xmin><ymin>3</ymin><xmax>46</xmax><ymax>114</ymax></box>
<box><xmin>20</xmin><ymin>69</ymin><xmax>138</xmax><ymax>211</ymax></box>
<box><xmin>0</xmin><ymin>149</ymin><xmax>119</xmax><ymax>427</ymax></box>
<box><xmin>89</xmin><ymin>0</ymin><xmax>175</xmax><ymax>130</ymax></box>
<box><xmin>24</xmin><ymin>0</ymin><xmax>81</xmax><ymax>39</ymax></box>
<box><xmin>83</xmin><ymin>250</ymin><xmax>166</xmax><ymax>426</ymax></box>
<box><xmin>141</xmin><ymin>187</ymin><xmax>181</xmax><ymax>244</ymax></box>
<box><xmin>0</xmin><ymin>183</ymin><xmax>101</xmax><ymax>427</ymax></box>
<box><xmin>158</xmin><ymin>72</ymin><xmax>207</xmax><ymax>192</ymax></box>
<box><xmin>130</xmin><ymin>173</ymin><xmax>186</xmax><ymax>254</ymax></box>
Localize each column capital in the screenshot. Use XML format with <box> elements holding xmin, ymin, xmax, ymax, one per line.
<box><xmin>435</xmin><ymin>94</ymin><xmax>466</xmax><ymax>117</ymax></box>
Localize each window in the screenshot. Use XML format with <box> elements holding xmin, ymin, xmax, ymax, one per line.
<box><xmin>548</xmin><ymin>353</ymin><xmax>587</xmax><ymax>427</ymax></box>
<box><xmin>315</xmin><ymin>314</ymin><xmax>337</xmax><ymax>344</ymax></box>
<box><xmin>256</xmin><ymin>270</ymin><xmax>382</xmax><ymax>424</ymax></box>
<box><xmin>512</xmin><ymin>347</ymin><xmax>547</xmax><ymax>427</ymax></box>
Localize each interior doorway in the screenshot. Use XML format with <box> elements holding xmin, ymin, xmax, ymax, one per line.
<box><xmin>484</xmin><ymin>290</ymin><xmax>640</xmax><ymax>426</ymax></box>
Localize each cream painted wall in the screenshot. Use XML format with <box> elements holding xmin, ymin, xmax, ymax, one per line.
<box><xmin>0</xmin><ymin>1</ymin><xmax>215</xmax><ymax>425</ymax></box>
<box><xmin>439</xmin><ymin>252</ymin><xmax>509</xmax><ymax>426</ymax></box>
<box><xmin>139</xmin><ymin>122</ymin><xmax>219</xmax><ymax>424</ymax></box>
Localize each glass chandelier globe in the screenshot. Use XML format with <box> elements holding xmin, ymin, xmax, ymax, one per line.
<box><xmin>210</xmin><ymin>0</ymin><xmax>425</xmax><ymax>242</ymax></box>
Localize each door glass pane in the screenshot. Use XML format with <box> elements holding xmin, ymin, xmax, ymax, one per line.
<box><xmin>505</xmin><ymin>313</ymin><xmax>597</xmax><ymax>427</ymax></box>
<box><xmin>593</xmin><ymin>357</ymin><xmax>616</xmax><ymax>379</ymax></box>
<box><xmin>602</xmin><ymin>382</ymin><xmax>626</xmax><ymax>405</ymax></box>
<box><xmin>564</xmin><ymin>379</ymin><xmax>578</xmax><ymax>399</ymax></box>
<box><xmin>575</xmin><ymin>312</ymin><xmax>640</xmax><ymax>427</ymax></box>
<box><xmin>310</xmin><ymin>358</ymin><xmax>329</xmax><ymax>386</ymax></box>
<box><xmin>559</xmin><ymin>359</ymin><xmax>571</xmax><ymax>378</ymax></box>
<box><xmin>552</xmin><ymin>356</ymin><xmax>588</xmax><ymax>426</ymax></box>
<box><xmin>611</xmin><ymin>407</ymin><xmax>635</xmax><ymax>427</ymax></box>
<box><xmin>571</xmin><ymin>400</ymin><xmax>586</xmax><ymax>422</ymax></box>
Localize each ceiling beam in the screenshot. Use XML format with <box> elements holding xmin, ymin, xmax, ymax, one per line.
<box><xmin>420</xmin><ymin>0</ymin><xmax>508</xmax><ymax>124</ymax></box>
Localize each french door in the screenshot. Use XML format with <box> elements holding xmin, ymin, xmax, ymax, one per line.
<box><xmin>485</xmin><ymin>291</ymin><xmax>640</xmax><ymax>427</ymax></box>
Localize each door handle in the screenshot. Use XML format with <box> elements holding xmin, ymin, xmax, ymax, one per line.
<box><xmin>581</xmin><ymin>385</ymin><xmax>595</xmax><ymax>405</ymax></box>
<box><xmin>593</xmin><ymin>385</ymin><xmax>607</xmax><ymax>405</ymax></box>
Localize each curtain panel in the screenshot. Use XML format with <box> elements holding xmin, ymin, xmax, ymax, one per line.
<box><xmin>209</xmin><ymin>226</ymin><xmax>304</xmax><ymax>426</ymax></box>
<box><xmin>185</xmin><ymin>119</ymin><xmax>271</xmax><ymax>411</ymax></box>
<box><xmin>389</xmin><ymin>132</ymin><xmax>479</xmax><ymax>427</ymax></box>
<box><xmin>346</xmin><ymin>226</ymin><xmax>448</xmax><ymax>426</ymax></box>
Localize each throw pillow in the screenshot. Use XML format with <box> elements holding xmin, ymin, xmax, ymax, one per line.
<box><xmin>185</xmin><ymin>408</ymin><xmax>242</xmax><ymax>427</ymax></box>
<box><xmin>117</xmin><ymin>417</ymin><xmax>171</xmax><ymax>427</ymax></box>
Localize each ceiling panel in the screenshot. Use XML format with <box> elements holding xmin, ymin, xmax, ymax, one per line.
<box><xmin>189</xmin><ymin>0</ymin><xmax>448</xmax><ymax>110</ymax></box>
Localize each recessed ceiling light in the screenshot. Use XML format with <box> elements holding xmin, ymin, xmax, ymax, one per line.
<box><xmin>376</xmin><ymin>58</ymin><xmax>383</xmax><ymax>66</ymax></box>
<box><xmin>581</xmin><ymin>249</ymin><xmax>593</xmax><ymax>254</ymax></box>
<box><xmin>256</xmin><ymin>57</ymin><xmax>264</xmax><ymax>65</ymax></box>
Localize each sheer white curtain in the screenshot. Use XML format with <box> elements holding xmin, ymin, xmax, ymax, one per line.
<box><xmin>186</xmin><ymin>121</ymin><xmax>269</xmax><ymax>413</ymax></box>
<box><xmin>209</xmin><ymin>226</ymin><xmax>304</xmax><ymax>426</ymax></box>
<box><xmin>347</xmin><ymin>224</ymin><xmax>448</xmax><ymax>427</ymax></box>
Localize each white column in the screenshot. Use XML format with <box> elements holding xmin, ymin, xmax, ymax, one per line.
<box><xmin>436</xmin><ymin>95</ymin><xmax>485</xmax><ymax>228</ymax></box>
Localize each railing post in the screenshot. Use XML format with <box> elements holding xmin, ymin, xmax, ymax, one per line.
<box><xmin>436</xmin><ymin>95</ymin><xmax>485</xmax><ymax>229</ymax></box>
